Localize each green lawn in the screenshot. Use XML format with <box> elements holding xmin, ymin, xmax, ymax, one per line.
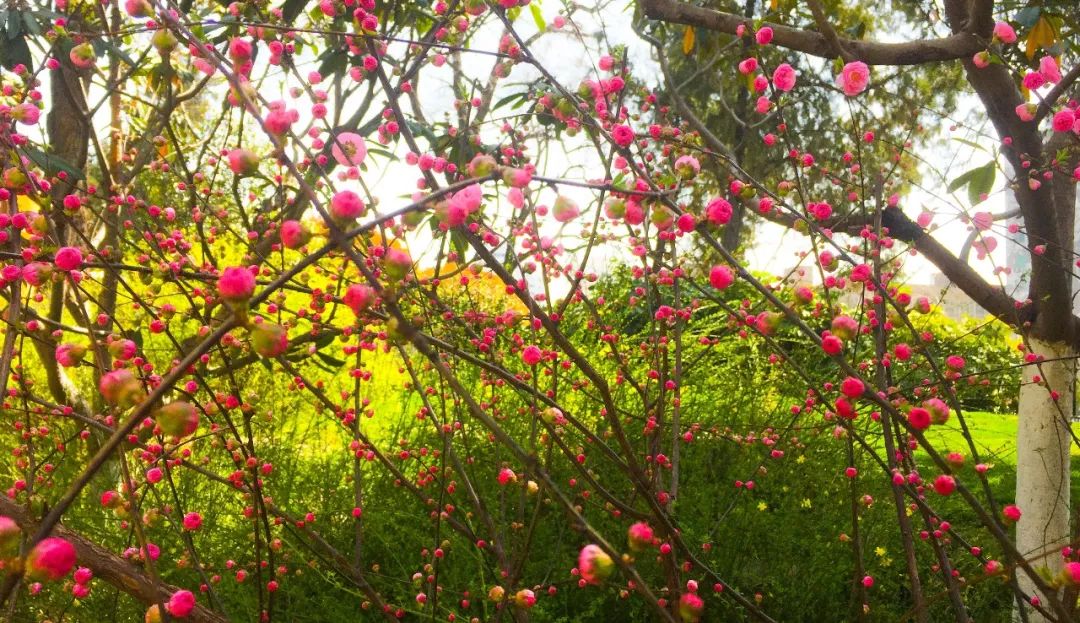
<box><xmin>917</xmin><ymin>410</ymin><xmax>1080</xmax><ymax>501</ymax></box>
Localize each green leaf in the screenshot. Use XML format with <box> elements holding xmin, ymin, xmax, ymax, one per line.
<box><xmin>23</xmin><ymin>146</ymin><xmax>84</xmax><ymax>181</ymax></box>
<box><xmin>281</xmin><ymin>0</ymin><xmax>307</xmax><ymax>23</ymax></box>
<box><xmin>1014</xmin><ymin>6</ymin><xmax>1041</xmax><ymax>28</ymax></box>
<box><xmin>450</xmin><ymin>229</ymin><xmax>468</xmax><ymax>261</ymax></box>
<box><xmin>6</xmin><ymin>11</ymin><xmax>21</xmax><ymax>37</ymax></box>
<box><xmin>317</xmin><ymin>50</ymin><xmax>349</xmax><ymax>79</ymax></box>
<box><xmin>529</xmin><ymin>3</ymin><xmax>546</xmax><ymax>33</ymax></box>
<box><xmin>404</xmin><ymin>120</ymin><xmax>438</xmax><ymax>146</ymax></box>
<box><xmin>491</xmin><ymin>92</ymin><xmax>526</xmax><ymax>111</ymax></box>
<box><xmin>316</xmin><ymin>352</ymin><xmax>346</xmax><ymax>369</ymax></box>
<box><xmin>21</xmin><ymin>11</ymin><xmax>42</xmax><ymax>37</ymax></box>
<box><xmin>0</xmin><ymin>33</ymin><xmax>31</xmax><ymax>70</ymax></box>
<box><xmin>951</xmin><ymin>137</ymin><xmax>987</xmax><ymax>153</ymax></box>
<box><xmin>948</xmin><ymin>161</ymin><xmax>995</xmax><ymax>205</ymax></box>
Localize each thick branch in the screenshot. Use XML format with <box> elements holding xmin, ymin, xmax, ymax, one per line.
<box><xmin>0</xmin><ymin>497</ymin><xmax>226</xmax><ymax>623</ymax></box>
<box><xmin>639</xmin><ymin>0</ymin><xmax>985</xmax><ymax>64</ymax></box>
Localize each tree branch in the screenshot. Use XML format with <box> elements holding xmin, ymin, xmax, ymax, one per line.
<box><xmin>639</xmin><ymin>0</ymin><xmax>985</xmax><ymax>64</ymax></box>
<box><xmin>0</xmin><ymin>497</ymin><xmax>226</xmax><ymax>623</ymax></box>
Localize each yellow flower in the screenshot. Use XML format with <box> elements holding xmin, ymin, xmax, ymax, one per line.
<box><xmin>757</xmin><ymin>502</ymin><xmax>768</xmax><ymax>512</ymax></box>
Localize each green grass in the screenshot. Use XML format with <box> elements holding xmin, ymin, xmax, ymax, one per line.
<box><xmin>918</xmin><ymin>410</ymin><xmax>1080</xmax><ymax>502</ymax></box>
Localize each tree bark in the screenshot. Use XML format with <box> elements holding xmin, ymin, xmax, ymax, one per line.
<box><xmin>0</xmin><ymin>497</ymin><xmax>226</xmax><ymax>623</ymax></box>
<box><xmin>1014</xmin><ymin>338</ymin><xmax>1075</xmax><ymax>621</ymax></box>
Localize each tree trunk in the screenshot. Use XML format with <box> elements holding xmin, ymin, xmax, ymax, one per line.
<box><xmin>1015</xmin><ymin>337</ymin><xmax>1075</xmax><ymax>621</ymax></box>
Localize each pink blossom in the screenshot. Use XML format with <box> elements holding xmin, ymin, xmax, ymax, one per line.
<box><xmin>109</xmin><ymin>338</ymin><xmax>137</xmax><ymax>360</ymax></box>
<box><xmin>933</xmin><ymin>474</ymin><xmax>956</xmax><ymax>496</ymax></box>
<box><xmin>73</xmin><ymin>567</ymin><xmax>92</xmax><ymax>585</ymax></box>
<box><xmin>598</xmin><ymin>55</ymin><xmax>615</xmax><ymax>71</ymax></box>
<box><xmin>146</xmin><ymin>467</ymin><xmax>163</xmax><ymax>484</ymax></box>
<box><xmin>95</xmin><ymin>358</ymin><xmax>130</xmax><ymax>402</ymax></box>
<box><xmin>0</xmin><ymin>516</ymin><xmax>20</xmax><ymax>552</ymax></box>
<box><xmin>55</xmin><ymin>343</ymin><xmax>87</xmax><ymax>368</ymax></box>
<box><xmin>21</xmin><ymin>262</ymin><xmax>52</xmax><ymax>286</ymax></box>
<box><xmin>973</xmin><ymin>236</ymin><xmax>997</xmax><ymax>260</ymax></box>
<box><xmin>68</xmin><ymin>43</ymin><xmax>95</xmax><ymax>70</ymax></box>
<box><xmin>972</xmin><ymin>51</ymin><xmax>990</xmax><ymax>69</ymax></box>
<box><xmin>228</xmin><ymin>38</ymin><xmax>253</xmax><ymax>62</ymax></box>
<box><xmin>1063</xmin><ymin>562</ymin><xmax>1080</xmax><ymax>585</ymax></box>
<box><xmin>678</xmin><ymin>592</ymin><xmax>705</xmax><ymax>623</ymax></box>
<box><xmin>673</xmin><ymin>155</ymin><xmax>700</xmax><ymax>179</ymax></box>
<box><xmin>1022</xmin><ymin>71</ymin><xmax>1045</xmax><ymax>90</ymax></box>
<box><xmin>467</xmin><ymin>153</ymin><xmax>498</xmax><ymax>177</ymax></box>
<box><xmin>709</xmin><ymin>265</ymin><xmax>734</xmax><ymax>290</ymax></box>
<box><xmin>737</xmin><ymin>58</ymin><xmax>758</xmax><ymax>75</ymax></box>
<box><xmin>330</xmin><ymin>132</ymin><xmax>367</xmax><ymax>167</ymax></box>
<box><xmin>840</xmin><ymin>377</ymin><xmax>864</xmax><ymax>398</ymax></box>
<box><xmin>217</xmin><ymin>266</ymin><xmax>256</xmax><ymax>304</ymax></box>
<box><xmin>250</xmin><ymin>321</ymin><xmax>289</xmax><ymax>358</ymax></box>
<box><xmin>755</xmin><ymin>26</ymin><xmax>773</xmax><ymax>45</ymax></box>
<box><xmin>167</xmin><ymin>590</ymin><xmax>196</xmax><ymax>618</ymax></box>
<box><xmin>627</xmin><ymin>522</ymin><xmax>654</xmax><ymax>551</ymax></box>
<box><xmin>227</xmin><ymin>148</ymin><xmax>259</xmax><ymax>176</ymax></box>
<box><xmin>821</xmin><ymin>335</ymin><xmax>843</xmax><ymax>356</ymax></box>
<box><xmin>837</xmin><ymin>61</ymin><xmax>870</xmax><ymax>97</ymax></box>
<box><xmin>497</xmin><ymin>467</ymin><xmax>516</xmax><ymax>485</ymax></box>
<box><xmin>924</xmin><ymin>398</ymin><xmax>950</xmax><ymax>424</ymax></box>
<box><xmin>13</xmin><ymin>103</ymin><xmax>40</xmax><ymax>125</ymax></box>
<box><xmin>343</xmin><ymin>284</ymin><xmax>377</xmax><ymax>315</ymax></box>
<box><xmin>755</xmin><ymin>96</ymin><xmax>771</xmax><ymax>114</ymax></box>
<box><xmin>993</xmin><ymin>21</ymin><xmax>1017</xmax><ymax>44</ymax></box>
<box><xmin>508</xmin><ymin>187</ymin><xmax>525</xmax><ymax>209</ymax></box>
<box><xmin>552</xmin><ymin>195</ymin><xmax>580</xmax><ymax>223</ymax></box>
<box><xmin>264</xmin><ymin>102</ymin><xmax>299</xmax><ymax>136</ymax></box>
<box><xmin>54</xmin><ymin>247</ymin><xmax>83</xmax><ymax>271</ymax></box>
<box><xmin>155</xmin><ymin>401</ymin><xmax>199</xmax><ymax>437</ymax></box>
<box><xmin>831</xmin><ymin>315</ymin><xmax>858</xmax><ymax>339</ymax></box>
<box><xmin>100</xmin><ymin>490</ymin><xmax>122</xmax><ymax>508</ymax></box>
<box><xmin>907</xmin><ymin>407</ymin><xmax>931</xmax><ymax>431</ymax></box>
<box><xmin>503</xmin><ymin>167</ymin><xmax>533</xmax><ymax>188</ymax></box>
<box><xmin>280</xmin><ymin>220</ymin><xmax>311</xmax><ymax>249</ymax></box>
<box><xmin>182</xmin><ymin>512</ymin><xmax>203</xmax><ymax>531</ymax></box>
<box><xmin>513</xmin><ymin>589</ymin><xmax>536</xmax><ymax>609</ymax></box>
<box><xmin>330</xmin><ymin>190</ymin><xmax>366</xmax><ymax>221</ymax></box>
<box><xmin>124</xmin><ymin>0</ymin><xmax>152</xmax><ymax>17</ymax></box>
<box><xmin>849</xmin><ymin>263</ymin><xmax>871</xmax><ymax>282</ymax></box>
<box><xmin>444</xmin><ymin>184</ymin><xmax>483</xmax><ymax>226</ymax></box>
<box><xmin>945</xmin><ymin>355</ymin><xmax>965</xmax><ymax>370</ymax></box>
<box><xmin>577</xmin><ymin>544</ymin><xmax>614</xmax><ymax>584</ymax></box>
<box><xmin>1039</xmin><ymin>56</ymin><xmax>1062</xmax><ymax>83</ymax></box>
<box><xmin>972</xmin><ymin>211</ymin><xmax>993</xmax><ymax>230</ymax></box>
<box><xmin>27</xmin><ymin>538</ymin><xmax>77</xmax><ymax>581</ymax></box>
<box><xmin>521</xmin><ymin>345</ymin><xmax>542</xmax><ymax>366</ymax></box>
<box><xmin>772</xmin><ymin>63</ymin><xmax>796</xmax><ymax>92</ymax></box>
<box><xmin>705</xmin><ymin>198</ymin><xmax>732</xmax><ymax>225</ymax></box>
<box><xmin>383</xmin><ymin>248</ymin><xmax>412</xmax><ymax>280</ymax></box>
<box><xmin>1052</xmin><ymin>109</ymin><xmax>1075</xmax><ymax>133</ymax></box>
<box><xmin>611</xmin><ymin>124</ymin><xmax>635</xmax><ymax>147</ymax></box>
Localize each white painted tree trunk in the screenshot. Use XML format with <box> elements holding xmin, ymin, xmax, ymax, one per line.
<box><xmin>1014</xmin><ymin>338</ymin><xmax>1075</xmax><ymax>621</ymax></box>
